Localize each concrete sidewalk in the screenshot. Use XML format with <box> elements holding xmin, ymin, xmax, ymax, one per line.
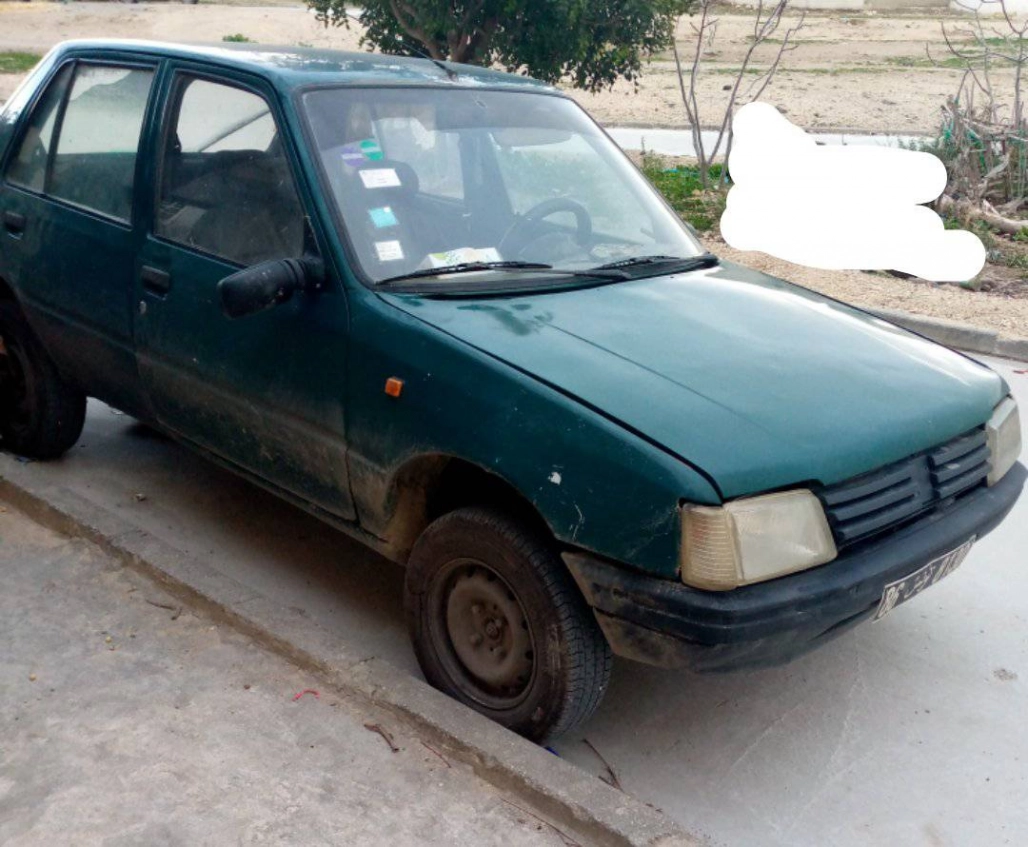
<box><xmin>0</xmin><ymin>508</ymin><xmax>559</xmax><ymax>846</ymax></box>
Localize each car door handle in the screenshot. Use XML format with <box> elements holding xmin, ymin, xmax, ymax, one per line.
<box><xmin>3</xmin><ymin>210</ymin><xmax>26</xmax><ymax>235</ymax></box>
<box><xmin>140</xmin><ymin>265</ymin><xmax>171</xmax><ymax>295</ymax></box>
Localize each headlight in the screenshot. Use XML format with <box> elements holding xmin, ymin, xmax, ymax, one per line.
<box><xmin>987</xmin><ymin>395</ymin><xmax>1021</xmax><ymax>486</ymax></box>
<box><xmin>681</xmin><ymin>490</ymin><xmax>837</xmax><ymax>591</ymax></box>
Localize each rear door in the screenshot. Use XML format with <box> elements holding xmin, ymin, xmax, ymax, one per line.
<box><xmin>0</xmin><ymin>57</ymin><xmax>157</xmax><ymax>416</ymax></box>
<box><xmin>133</xmin><ymin>67</ymin><xmax>354</xmax><ymax>519</ymax></box>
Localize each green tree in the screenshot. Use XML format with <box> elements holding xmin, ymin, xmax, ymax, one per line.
<box><xmin>307</xmin><ymin>0</ymin><xmax>692</xmax><ymax>92</ymax></box>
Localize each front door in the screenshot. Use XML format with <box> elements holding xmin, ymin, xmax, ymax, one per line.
<box><xmin>134</xmin><ymin>69</ymin><xmax>354</xmax><ymax>519</ymax></box>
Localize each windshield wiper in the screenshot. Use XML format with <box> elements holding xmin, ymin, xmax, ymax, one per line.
<box><xmin>374</xmin><ymin>254</ymin><xmax>719</xmax><ymax>288</ymax></box>
<box><xmin>590</xmin><ymin>252</ymin><xmax>720</xmax><ymax>273</ymax></box>
<box><xmin>376</xmin><ymin>260</ymin><xmax>629</xmax><ymax>286</ymax></box>
<box><xmin>378</xmin><ymin>261</ymin><xmax>554</xmax><ymax>285</ymax></box>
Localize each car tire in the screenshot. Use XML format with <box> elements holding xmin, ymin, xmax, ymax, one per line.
<box><xmin>0</xmin><ymin>301</ymin><xmax>86</xmax><ymax>459</ymax></box>
<box><xmin>405</xmin><ymin>506</ymin><xmax>612</xmax><ymax>742</ymax></box>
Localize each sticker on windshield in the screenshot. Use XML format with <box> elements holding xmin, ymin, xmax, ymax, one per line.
<box><xmin>375</xmin><ymin>240</ymin><xmax>404</xmax><ymax>262</ymax></box>
<box><xmin>426</xmin><ymin>247</ymin><xmax>502</xmax><ymax>268</ymax></box>
<box><xmin>369</xmin><ymin>206</ymin><xmax>398</xmax><ymax>228</ymax></box>
<box><xmin>360</xmin><ymin>168</ymin><xmax>401</xmax><ymax>189</ymax></box>
<box><xmin>341</xmin><ymin>138</ymin><xmax>384</xmax><ymax>166</ymax></box>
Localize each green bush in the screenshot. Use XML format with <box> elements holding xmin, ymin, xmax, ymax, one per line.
<box><xmin>640</xmin><ymin>154</ymin><xmax>728</xmax><ymax>232</ymax></box>
<box><xmin>222</xmin><ymin>34</ymin><xmax>254</xmax><ymax>43</ymax></box>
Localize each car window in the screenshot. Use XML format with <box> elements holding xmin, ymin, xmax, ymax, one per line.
<box><xmin>172</xmin><ymin>78</ymin><xmax>277</xmax><ymax>154</ymax></box>
<box><xmin>156</xmin><ymin>76</ymin><xmax>304</xmax><ymax>267</ymax></box>
<box><xmin>48</xmin><ymin>64</ymin><xmax>155</xmax><ymax>222</ymax></box>
<box><xmin>5</xmin><ymin>63</ymin><xmax>74</xmax><ymax>193</ymax></box>
<box><xmin>303</xmin><ymin>87</ymin><xmax>703</xmax><ymax>284</ymax></box>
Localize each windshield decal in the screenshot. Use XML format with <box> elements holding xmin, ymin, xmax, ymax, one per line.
<box><xmin>375</xmin><ymin>240</ymin><xmax>405</xmax><ymax>262</ymax></box>
<box><xmin>341</xmin><ymin>138</ymin><xmax>384</xmax><ymax>166</ymax></box>
<box><xmin>369</xmin><ymin>206</ymin><xmax>399</xmax><ymax>229</ymax></box>
<box><xmin>359</xmin><ymin>168</ymin><xmax>402</xmax><ymax>189</ymax></box>
<box><xmin>427</xmin><ymin>247</ymin><xmax>502</xmax><ymax>268</ymax></box>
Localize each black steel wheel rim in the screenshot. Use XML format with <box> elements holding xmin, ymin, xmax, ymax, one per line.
<box><xmin>429</xmin><ymin>558</ymin><xmax>537</xmax><ymax>711</ymax></box>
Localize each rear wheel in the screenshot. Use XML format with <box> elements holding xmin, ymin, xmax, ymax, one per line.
<box><xmin>405</xmin><ymin>507</ymin><xmax>612</xmax><ymax>742</ymax></box>
<box><xmin>0</xmin><ymin>301</ymin><xmax>86</xmax><ymax>459</ymax></box>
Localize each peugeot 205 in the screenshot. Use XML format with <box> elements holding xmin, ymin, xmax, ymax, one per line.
<box><xmin>0</xmin><ymin>41</ymin><xmax>1024</xmax><ymax>741</ymax></box>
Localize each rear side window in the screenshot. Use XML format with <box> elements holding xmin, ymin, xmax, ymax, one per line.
<box><xmin>5</xmin><ymin>63</ymin><xmax>73</xmax><ymax>193</ymax></box>
<box><xmin>5</xmin><ymin>62</ymin><xmax>153</xmax><ymax>222</ymax></box>
<box><xmin>49</xmin><ymin>65</ymin><xmax>155</xmax><ymax>221</ymax></box>
<box><xmin>155</xmin><ymin>75</ymin><xmax>304</xmax><ymax>266</ymax></box>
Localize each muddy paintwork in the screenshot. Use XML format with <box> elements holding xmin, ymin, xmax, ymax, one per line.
<box><xmin>0</xmin><ymin>41</ymin><xmax>1007</xmax><ymax>581</ymax></box>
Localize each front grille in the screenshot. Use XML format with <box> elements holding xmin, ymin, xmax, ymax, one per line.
<box><xmin>818</xmin><ymin>427</ymin><xmax>990</xmax><ymax>549</ymax></box>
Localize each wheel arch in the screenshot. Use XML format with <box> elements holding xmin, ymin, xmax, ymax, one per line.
<box><xmin>379</xmin><ymin>453</ymin><xmax>553</xmax><ymax>563</ymax></box>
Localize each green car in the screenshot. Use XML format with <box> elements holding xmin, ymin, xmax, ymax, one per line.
<box><xmin>0</xmin><ymin>42</ymin><xmax>1024</xmax><ymax>741</ymax></box>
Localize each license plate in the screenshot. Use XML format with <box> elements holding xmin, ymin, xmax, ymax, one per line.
<box><xmin>874</xmin><ymin>537</ymin><xmax>976</xmax><ymax>621</ymax></box>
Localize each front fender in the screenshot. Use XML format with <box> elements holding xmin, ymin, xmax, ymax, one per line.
<box><xmin>346</xmin><ymin>291</ymin><xmax>720</xmax><ymax>579</ymax></box>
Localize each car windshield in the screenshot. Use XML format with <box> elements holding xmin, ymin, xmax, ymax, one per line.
<box><xmin>301</xmin><ymin>86</ymin><xmax>704</xmax><ymax>285</ymax></box>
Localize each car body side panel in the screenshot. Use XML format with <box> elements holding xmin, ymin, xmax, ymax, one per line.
<box><xmin>344</xmin><ymin>288</ymin><xmax>720</xmax><ymax>578</ymax></box>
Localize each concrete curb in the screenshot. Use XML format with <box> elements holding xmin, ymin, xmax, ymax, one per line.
<box><xmin>870</xmin><ymin>308</ymin><xmax>1028</xmax><ymax>362</ymax></box>
<box><xmin>0</xmin><ymin>459</ymin><xmax>697</xmax><ymax>847</ymax></box>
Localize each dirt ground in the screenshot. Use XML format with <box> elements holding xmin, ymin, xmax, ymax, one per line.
<box><xmin>0</xmin><ymin>3</ymin><xmax>995</xmax><ymax>133</ymax></box>
<box><xmin>2</xmin><ymin>1</ymin><xmax>1027</xmax><ymax>340</ymax></box>
<box><xmin>573</xmin><ymin>12</ymin><xmax>1005</xmax><ymax>134</ymax></box>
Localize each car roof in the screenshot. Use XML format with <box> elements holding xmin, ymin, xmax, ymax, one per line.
<box><xmin>52</xmin><ymin>39</ymin><xmax>557</xmax><ymax>93</ymax></box>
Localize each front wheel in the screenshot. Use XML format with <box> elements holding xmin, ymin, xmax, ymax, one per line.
<box><xmin>405</xmin><ymin>507</ymin><xmax>612</xmax><ymax>742</ymax></box>
<box><xmin>0</xmin><ymin>301</ymin><xmax>86</xmax><ymax>459</ymax></box>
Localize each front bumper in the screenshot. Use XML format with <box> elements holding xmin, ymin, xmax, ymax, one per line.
<box><xmin>564</xmin><ymin>461</ymin><xmax>1026</xmax><ymax>672</ymax></box>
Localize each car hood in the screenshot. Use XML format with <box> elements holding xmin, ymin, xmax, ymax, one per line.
<box><xmin>382</xmin><ymin>260</ymin><xmax>1005</xmax><ymax>498</ymax></box>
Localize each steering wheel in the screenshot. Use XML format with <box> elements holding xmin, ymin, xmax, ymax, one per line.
<box><xmin>499</xmin><ymin>197</ymin><xmax>593</xmax><ymax>258</ymax></box>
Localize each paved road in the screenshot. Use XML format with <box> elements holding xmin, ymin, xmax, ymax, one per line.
<box><xmin>0</xmin><ymin>507</ymin><xmax>556</xmax><ymax>846</ymax></box>
<box><xmin>3</xmin><ymin>354</ymin><xmax>1025</xmax><ymax>847</ymax></box>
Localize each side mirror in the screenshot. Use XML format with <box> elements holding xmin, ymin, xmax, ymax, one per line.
<box><xmin>218</xmin><ymin>257</ymin><xmax>324</xmax><ymax>319</ymax></box>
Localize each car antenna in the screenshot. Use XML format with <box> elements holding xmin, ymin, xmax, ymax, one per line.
<box><xmin>344</xmin><ymin>10</ymin><xmax>458</xmax><ymax>81</ymax></box>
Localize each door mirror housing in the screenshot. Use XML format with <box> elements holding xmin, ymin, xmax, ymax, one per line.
<box><xmin>218</xmin><ymin>257</ymin><xmax>325</xmax><ymax>319</ymax></box>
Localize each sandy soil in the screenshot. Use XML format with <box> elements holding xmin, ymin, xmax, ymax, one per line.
<box><xmin>0</xmin><ymin>3</ymin><xmax>1006</xmax><ymax>133</ymax></box>
<box><xmin>2</xmin><ymin>2</ymin><xmax>1027</xmax><ymax>340</ymax></box>
<box><xmin>571</xmin><ymin>12</ymin><xmax>1005</xmax><ymax>133</ymax></box>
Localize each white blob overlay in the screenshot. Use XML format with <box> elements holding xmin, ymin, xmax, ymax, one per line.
<box><xmin>720</xmin><ymin>103</ymin><xmax>986</xmax><ymax>283</ymax></box>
